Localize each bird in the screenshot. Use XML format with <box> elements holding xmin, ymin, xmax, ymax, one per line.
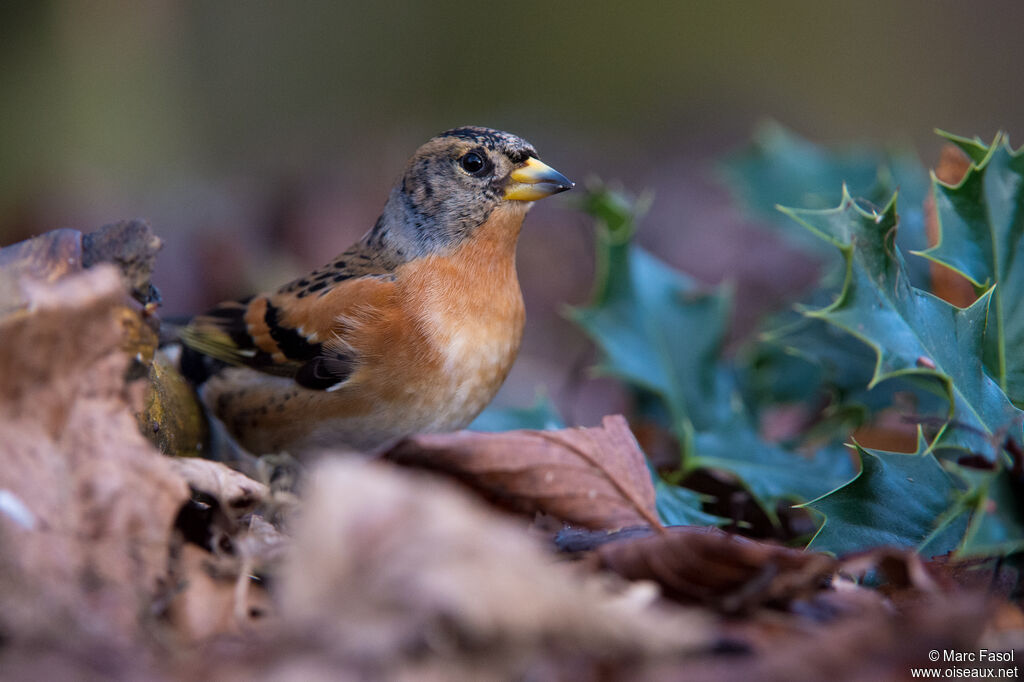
<box><xmin>180</xmin><ymin>126</ymin><xmax>573</xmax><ymax>456</ymax></box>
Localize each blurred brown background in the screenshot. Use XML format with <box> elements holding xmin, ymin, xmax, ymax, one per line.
<box><xmin>2</xmin><ymin>0</ymin><xmax>1021</xmax><ymax>422</ymax></box>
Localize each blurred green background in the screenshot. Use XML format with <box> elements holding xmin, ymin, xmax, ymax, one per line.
<box><xmin>2</xmin><ymin>0</ymin><xmax>1020</xmax><ymax>418</ymax></box>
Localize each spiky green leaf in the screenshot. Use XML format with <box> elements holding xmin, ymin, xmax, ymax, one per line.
<box><xmin>723</xmin><ymin>121</ymin><xmax>930</xmax><ymax>285</ymax></box>
<box><xmin>781</xmin><ymin>191</ymin><xmax>1023</xmax><ymax>459</ymax></box>
<box><xmin>654</xmin><ymin>475</ymin><xmax>729</xmax><ymax>527</ymax></box>
<box><xmin>693</xmin><ymin>424</ymin><xmax>855</xmax><ymax>508</ymax></box>
<box><xmin>568</xmin><ymin>187</ymin><xmax>733</xmax><ymax>449</ymax></box>
<box><xmin>805</xmin><ymin>436</ymin><xmax>969</xmax><ymax>557</ymax></box>
<box><xmin>957</xmin><ymin>468</ymin><xmax>1024</xmax><ymax>557</ymax></box>
<box><xmin>915</xmin><ymin>132</ymin><xmax>1024</xmax><ymax>406</ymax></box>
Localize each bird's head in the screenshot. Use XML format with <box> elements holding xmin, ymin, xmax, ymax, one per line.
<box><xmin>383</xmin><ymin>126</ymin><xmax>573</xmax><ymax>253</ymax></box>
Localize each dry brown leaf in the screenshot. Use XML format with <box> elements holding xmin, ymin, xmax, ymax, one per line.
<box><xmin>258</xmin><ymin>458</ymin><xmax>707</xmax><ymax>679</ymax></box>
<box><xmin>0</xmin><ymin>266</ymin><xmax>189</xmax><ymax>640</ymax></box>
<box><xmin>0</xmin><ymin>222</ymin><xmax>208</xmax><ymax>456</ymax></box>
<box><xmin>158</xmin><ymin>460</ymin><xmax>286</xmax><ymax>645</ymax></box>
<box><xmin>383</xmin><ymin>414</ymin><xmax>660</xmax><ymax>530</ymax></box>
<box><xmin>0</xmin><ymin>220</ymin><xmax>162</xmax><ymax>309</ymax></box>
<box><xmin>168</xmin><ymin>458</ymin><xmax>269</xmax><ymax>521</ymax></box>
<box><xmin>591</xmin><ymin>526</ymin><xmax>837</xmax><ymax>613</ymax></box>
<box><xmin>675</xmin><ymin>592</ymin><xmax>995</xmax><ymax>682</ymax></box>
<box><xmin>161</xmin><ymin>544</ymin><xmax>272</xmax><ymax>644</ymax></box>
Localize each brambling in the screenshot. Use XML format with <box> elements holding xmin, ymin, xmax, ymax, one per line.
<box><xmin>180</xmin><ymin>126</ymin><xmax>573</xmax><ymax>455</ymax></box>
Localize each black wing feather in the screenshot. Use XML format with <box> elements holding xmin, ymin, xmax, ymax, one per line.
<box><xmin>181</xmin><ymin>299</ymin><xmax>355</xmax><ymax>391</ymax></box>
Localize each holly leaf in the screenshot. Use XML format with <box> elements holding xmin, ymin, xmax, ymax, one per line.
<box><xmin>804</xmin><ymin>436</ymin><xmax>970</xmax><ymax>557</ymax></box>
<box><xmin>693</xmin><ymin>424</ymin><xmax>855</xmax><ymax>509</ymax></box>
<box><xmin>653</xmin><ymin>475</ymin><xmax>729</xmax><ymax>527</ymax></box>
<box><xmin>957</xmin><ymin>467</ymin><xmax>1024</xmax><ymax>557</ymax></box>
<box><xmin>568</xmin><ymin>187</ymin><xmax>733</xmax><ymax>451</ymax></box>
<box><xmin>779</xmin><ymin>190</ymin><xmax>1024</xmax><ymax>459</ymax></box>
<box><xmin>723</xmin><ymin>121</ymin><xmax>930</xmax><ymax>285</ymax></box>
<box><xmin>915</xmin><ymin>131</ymin><xmax>1024</xmax><ymax>407</ymax></box>
<box><xmin>572</xmin><ymin>186</ymin><xmax>861</xmax><ymax>517</ymax></box>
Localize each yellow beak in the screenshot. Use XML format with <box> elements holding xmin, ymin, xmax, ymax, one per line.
<box><xmin>503</xmin><ymin>157</ymin><xmax>574</xmax><ymax>201</ymax></box>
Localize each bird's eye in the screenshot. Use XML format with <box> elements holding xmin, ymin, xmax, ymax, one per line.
<box><xmin>459</xmin><ymin>151</ymin><xmax>487</xmax><ymax>175</ymax></box>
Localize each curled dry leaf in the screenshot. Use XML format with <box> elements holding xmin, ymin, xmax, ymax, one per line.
<box><xmin>0</xmin><ymin>222</ymin><xmax>208</xmax><ymax>455</ymax></box>
<box><xmin>0</xmin><ymin>220</ymin><xmax>162</xmax><ymax>309</ymax></box>
<box><xmin>159</xmin><ymin>459</ymin><xmax>286</xmax><ymax>644</ymax></box>
<box><xmin>0</xmin><ymin>266</ymin><xmax>189</xmax><ymax>640</ymax></box>
<box><xmin>383</xmin><ymin>414</ymin><xmax>660</xmax><ymax>530</ymax></box>
<box><xmin>591</xmin><ymin>526</ymin><xmax>837</xmax><ymax>614</ymax></box>
<box><xmin>168</xmin><ymin>458</ymin><xmax>269</xmax><ymax>522</ymax></box>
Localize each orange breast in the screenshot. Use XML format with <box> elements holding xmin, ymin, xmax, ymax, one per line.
<box><xmin>391</xmin><ymin>203</ymin><xmax>527</xmax><ymax>429</ymax></box>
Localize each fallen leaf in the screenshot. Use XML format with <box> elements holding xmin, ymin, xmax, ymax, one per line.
<box><xmin>0</xmin><ymin>266</ymin><xmax>189</xmax><ymax>640</ymax></box>
<box><xmin>383</xmin><ymin>415</ymin><xmax>660</xmax><ymax>530</ymax></box>
<box><xmin>678</xmin><ymin>592</ymin><xmax>995</xmax><ymax>682</ymax></box>
<box><xmin>591</xmin><ymin>526</ymin><xmax>837</xmax><ymax>613</ymax></box>
<box><xmin>168</xmin><ymin>458</ymin><xmax>269</xmax><ymax>521</ymax></box>
<box><xmin>0</xmin><ymin>219</ymin><xmax>162</xmax><ymax>309</ymax></box>
<box><xmin>199</xmin><ymin>457</ymin><xmax>708</xmax><ymax>680</ymax></box>
<box><xmin>161</xmin><ymin>544</ymin><xmax>271</xmax><ymax>644</ymax></box>
<box><xmin>0</xmin><ymin>222</ymin><xmax>208</xmax><ymax>456</ymax></box>
<box><xmin>158</xmin><ymin>459</ymin><xmax>286</xmax><ymax>645</ymax></box>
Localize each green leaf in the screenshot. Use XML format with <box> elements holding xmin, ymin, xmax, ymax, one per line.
<box><xmin>957</xmin><ymin>467</ymin><xmax>1024</xmax><ymax>557</ymax></box>
<box><xmin>573</xmin><ymin>186</ymin><xmax>860</xmax><ymax>518</ymax></box>
<box><xmin>723</xmin><ymin>121</ymin><xmax>930</xmax><ymax>284</ymax></box>
<box><xmin>780</xmin><ymin>190</ymin><xmax>1024</xmax><ymax>459</ymax></box>
<box><xmin>914</xmin><ymin>131</ymin><xmax>1024</xmax><ymax>406</ymax></box>
<box><xmin>805</xmin><ymin>437</ymin><xmax>969</xmax><ymax>557</ymax></box>
<box><xmin>654</xmin><ymin>475</ymin><xmax>729</xmax><ymax>527</ymax></box>
<box><xmin>693</xmin><ymin>425</ymin><xmax>855</xmax><ymax>509</ymax></box>
<box><xmin>568</xmin><ymin>187</ymin><xmax>733</xmax><ymax>451</ymax></box>
<box><xmin>469</xmin><ymin>395</ymin><xmax>565</xmax><ymax>431</ymax></box>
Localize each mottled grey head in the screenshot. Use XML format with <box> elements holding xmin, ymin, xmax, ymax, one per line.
<box><xmin>373</xmin><ymin>126</ymin><xmax>572</xmax><ymax>256</ymax></box>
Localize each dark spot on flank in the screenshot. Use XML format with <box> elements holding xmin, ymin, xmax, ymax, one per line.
<box><xmin>307</xmin><ymin>280</ymin><xmax>327</xmax><ymax>293</ymax></box>
<box><xmin>333</xmin><ymin>273</ymin><xmax>351</xmax><ymax>282</ymax></box>
<box><xmin>334</xmin><ymin>260</ymin><xmax>346</xmax><ymax>268</ymax></box>
<box><xmin>314</xmin><ymin>271</ymin><xmax>332</xmax><ymax>281</ymax></box>
<box><xmin>297</xmin><ymin>279</ymin><xmax>310</xmax><ymax>287</ymax></box>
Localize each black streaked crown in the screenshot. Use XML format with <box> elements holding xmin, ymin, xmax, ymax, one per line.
<box><xmin>437</xmin><ymin>126</ymin><xmax>536</xmax><ymax>163</ymax></box>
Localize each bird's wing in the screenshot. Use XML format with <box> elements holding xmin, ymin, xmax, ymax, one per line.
<box><xmin>180</xmin><ymin>258</ymin><xmax>400</xmax><ymax>391</ymax></box>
